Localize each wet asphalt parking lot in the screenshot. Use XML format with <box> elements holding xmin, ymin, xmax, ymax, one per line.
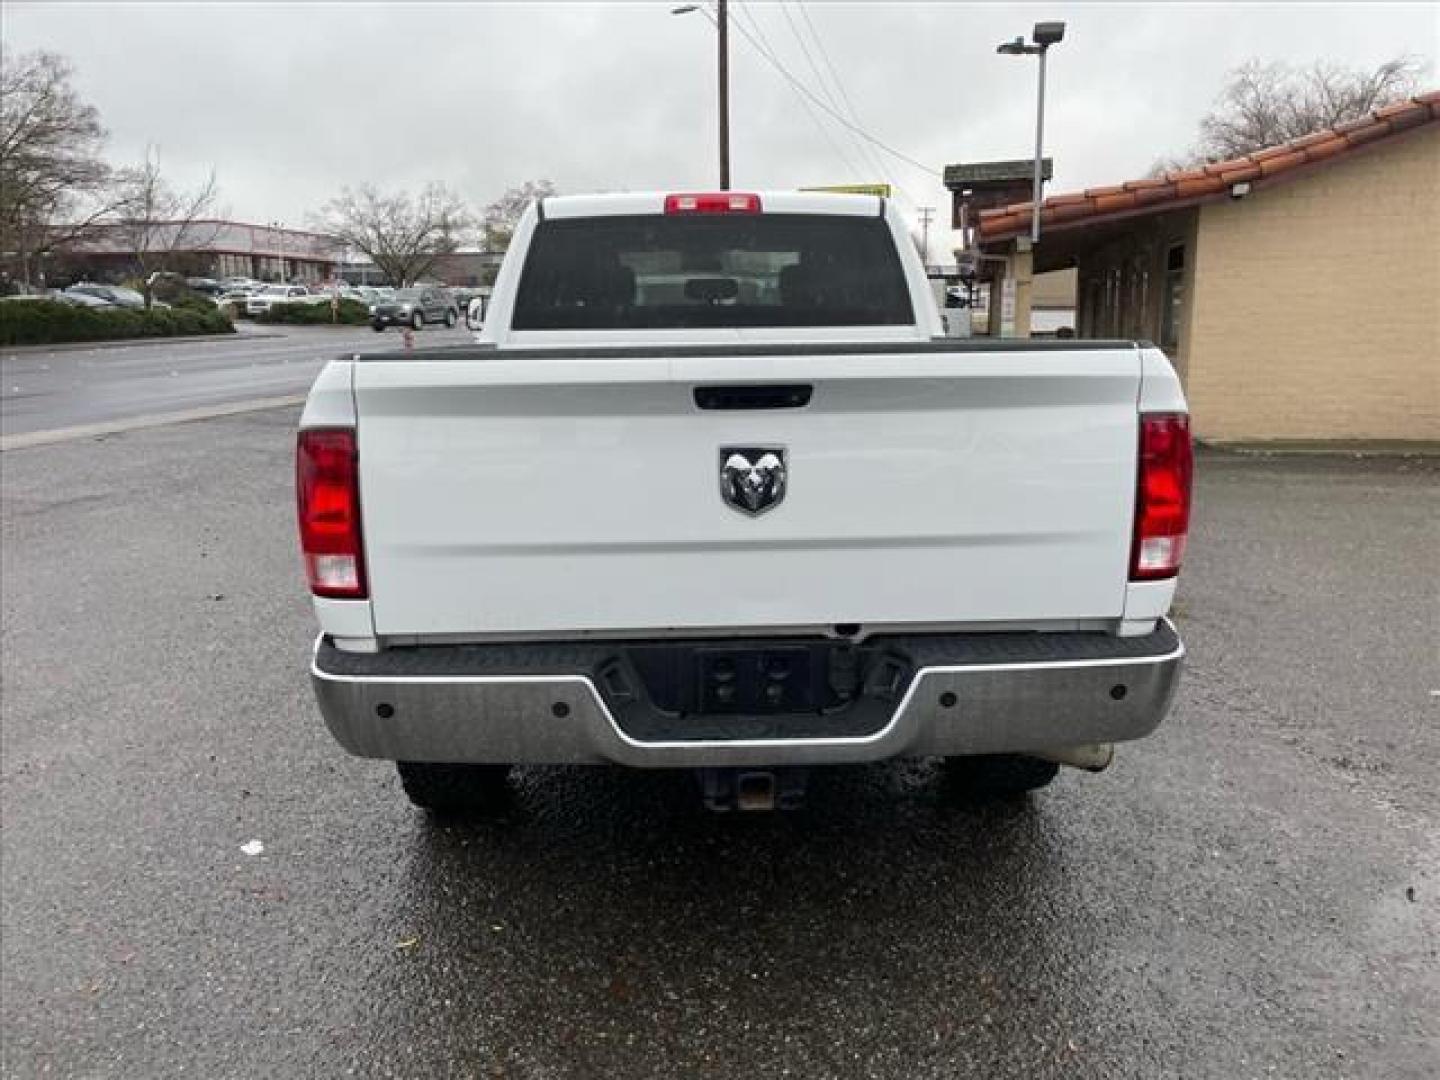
<box><xmin>2</xmin><ymin>409</ymin><xmax>1436</xmax><ymax>1078</ymax></box>
<box><xmin>1</xmin><ymin>323</ymin><xmax>472</xmax><ymax>440</ymax></box>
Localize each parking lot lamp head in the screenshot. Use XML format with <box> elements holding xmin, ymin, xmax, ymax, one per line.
<box><xmin>1032</xmin><ymin>21</ymin><xmax>1066</xmax><ymax>47</ymax></box>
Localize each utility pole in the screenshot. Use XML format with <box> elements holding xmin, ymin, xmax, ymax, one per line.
<box><xmin>717</xmin><ymin>0</ymin><xmax>730</xmax><ymax>189</ymax></box>
<box><xmin>270</xmin><ymin>221</ymin><xmax>285</xmax><ymax>283</ymax></box>
<box><xmin>917</xmin><ymin>206</ymin><xmax>935</xmax><ymax>267</ymax></box>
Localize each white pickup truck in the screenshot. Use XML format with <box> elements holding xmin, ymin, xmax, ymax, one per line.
<box><xmin>298</xmin><ymin>191</ymin><xmax>1191</xmax><ymax>814</ymax></box>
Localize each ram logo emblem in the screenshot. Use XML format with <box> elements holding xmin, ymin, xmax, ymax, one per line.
<box><xmin>719</xmin><ymin>446</ymin><xmax>788</xmax><ymax>516</ymax></box>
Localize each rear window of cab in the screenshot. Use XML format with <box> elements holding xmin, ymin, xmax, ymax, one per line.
<box><xmin>512</xmin><ymin>214</ymin><xmax>914</xmax><ymax>330</ymax></box>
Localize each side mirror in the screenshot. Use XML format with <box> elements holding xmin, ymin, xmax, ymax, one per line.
<box><xmin>465</xmin><ymin>295</ymin><xmax>487</xmax><ymax>331</ymax></box>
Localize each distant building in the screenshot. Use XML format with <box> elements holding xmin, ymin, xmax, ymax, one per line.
<box><xmin>965</xmin><ymin>92</ymin><xmax>1439</xmax><ymax>444</ymax></box>
<box><xmin>943</xmin><ymin>157</ymin><xmax>1052</xmax><ymax>244</ymax></box>
<box><xmin>57</xmin><ymin>220</ymin><xmax>342</xmax><ymax>284</ymax></box>
<box><xmin>339</xmin><ymin>250</ymin><xmax>505</xmax><ymax>288</ymax></box>
<box><xmin>428</xmin><ymin>250</ymin><xmax>505</xmax><ymax>287</ymax></box>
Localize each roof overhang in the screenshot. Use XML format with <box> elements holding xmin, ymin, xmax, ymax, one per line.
<box><xmin>978</xmin><ymin>92</ymin><xmax>1438</xmax><ymax>245</ymax></box>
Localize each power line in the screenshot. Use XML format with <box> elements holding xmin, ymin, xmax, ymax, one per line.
<box><xmin>778</xmin><ymin>1</ymin><xmax>838</xmax><ymax>113</ymax></box>
<box><xmin>721</xmin><ymin>3</ymin><xmax>943</xmax><ymax>179</ymax></box>
<box><xmin>797</xmin><ymin>3</ymin><xmax>868</xmax><ymax>137</ymax></box>
<box><xmin>706</xmin><ymin>2</ymin><xmax>867</xmax><ymax>182</ymax></box>
<box><xmin>736</xmin><ymin>2</ymin><xmax>874</xmax><ymax>182</ymax></box>
<box><xmin>776</xmin><ymin>1</ymin><xmax>888</xmax><ymax>182</ymax></box>
<box><xmin>733</xmin><ymin>3</ymin><xmax>938</xmax><ymax>179</ymax></box>
<box><xmin>796</xmin><ymin>6</ymin><xmax>921</xmax><ymax>209</ymax></box>
<box><xmin>729</xmin><ymin>2</ymin><xmax>868</xmax><ymax>181</ymax></box>
<box><xmin>794</xmin><ymin>2</ymin><xmax>898</xmax><ymax>182</ymax></box>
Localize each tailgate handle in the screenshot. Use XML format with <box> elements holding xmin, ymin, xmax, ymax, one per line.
<box><xmin>694</xmin><ymin>384</ymin><xmax>813</xmax><ymax>410</ymax></box>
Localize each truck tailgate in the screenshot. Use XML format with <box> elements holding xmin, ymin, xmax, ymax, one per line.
<box><xmin>353</xmin><ymin>347</ymin><xmax>1141</xmax><ymax>636</ymax></box>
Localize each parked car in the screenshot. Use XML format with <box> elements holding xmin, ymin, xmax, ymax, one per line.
<box><xmin>66</xmin><ymin>283</ymin><xmax>148</xmax><ymax>309</ymax></box>
<box><xmin>215</xmin><ymin>288</ymin><xmax>256</xmax><ymax>308</ymax></box>
<box><xmin>185</xmin><ymin>277</ymin><xmax>226</xmax><ymax>297</ymax></box>
<box><xmin>245</xmin><ymin>284</ymin><xmax>314</xmax><ymax>316</ymax></box>
<box><xmin>51</xmin><ymin>290</ymin><xmax>115</xmax><ymax>308</ymax></box>
<box><xmin>298</xmin><ymin>189</ymin><xmax>1193</xmax><ymax>816</ymax></box>
<box><xmin>369</xmin><ymin>286</ymin><xmax>458</xmax><ymax>331</ymax></box>
<box><xmin>450</xmin><ymin>286</ymin><xmax>487</xmax><ymax>312</ymax></box>
<box><xmin>2</xmin><ymin>292</ymin><xmax>110</xmax><ymax>306</ymax></box>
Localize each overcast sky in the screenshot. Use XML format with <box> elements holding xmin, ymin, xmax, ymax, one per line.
<box><xmin>5</xmin><ymin>1</ymin><xmax>1436</xmax><ymax>233</ymax></box>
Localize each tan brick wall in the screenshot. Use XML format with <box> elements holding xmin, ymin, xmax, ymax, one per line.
<box><xmin>1187</xmin><ymin>126</ymin><xmax>1440</xmax><ymax>442</ymax></box>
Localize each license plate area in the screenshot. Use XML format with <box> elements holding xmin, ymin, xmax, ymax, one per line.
<box><xmin>597</xmin><ymin>639</ymin><xmax>913</xmax><ymax>743</ymax></box>
<box><xmin>697</xmin><ymin>647</ymin><xmax>813</xmax><ymax>714</ymax></box>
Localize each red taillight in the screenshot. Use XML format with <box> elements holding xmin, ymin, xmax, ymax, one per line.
<box><xmin>664</xmin><ymin>192</ymin><xmax>762</xmax><ymax>215</ymax></box>
<box><xmin>297</xmin><ymin>428</ymin><xmax>367</xmax><ymax>599</ymax></box>
<box><xmin>1131</xmin><ymin>413</ymin><xmax>1193</xmax><ymax>581</ymax></box>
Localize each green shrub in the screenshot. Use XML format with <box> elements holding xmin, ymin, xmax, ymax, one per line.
<box><xmin>0</xmin><ymin>299</ymin><xmax>234</xmax><ymax>346</ymax></box>
<box><xmin>170</xmin><ymin>290</ymin><xmax>221</xmax><ymax>314</ymax></box>
<box><xmin>255</xmin><ymin>297</ymin><xmax>371</xmax><ymax>325</ymax></box>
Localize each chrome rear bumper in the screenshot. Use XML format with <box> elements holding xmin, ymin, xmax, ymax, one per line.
<box><xmin>310</xmin><ymin>622</ymin><xmax>1183</xmax><ymax>768</ymax></box>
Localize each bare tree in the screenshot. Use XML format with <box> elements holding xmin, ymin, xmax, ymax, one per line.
<box><xmin>110</xmin><ymin>147</ymin><xmax>221</xmax><ymax>306</ymax></box>
<box><xmin>483</xmin><ymin>180</ymin><xmax>555</xmax><ymax>252</ymax></box>
<box><xmin>1154</xmin><ymin>56</ymin><xmax>1426</xmax><ymax>173</ymax></box>
<box><xmin>0</xmin><ymin>47</ymin><xmax>123</xmax><ymax>291</ymax></box>
<box><xmin>311</xmin><ymin>183</ymin><xmax>470</xmax><ymax>286</ymax></box>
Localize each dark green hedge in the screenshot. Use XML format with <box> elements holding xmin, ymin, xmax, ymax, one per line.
<box><xmin>255</xmin><ymin>298</ymin><xmax>371</xmax><ymax>325</ymax></box>
<box><xmin>0</xmin><ymin>299</ymin><xmax>235</xmax><ymax>346</ymax></box>
<box><xmin>169</xmin><ymin>291</ymin><xmax>223</xmax><ymax>314</ymax></box>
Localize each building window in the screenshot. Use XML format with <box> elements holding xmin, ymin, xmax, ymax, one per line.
<box><xmin>1161</xmin><ymin>244</ymin><xmax>1185</xmax><ymax>349</ymax></box>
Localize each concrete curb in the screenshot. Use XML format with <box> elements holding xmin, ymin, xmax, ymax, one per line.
<box><xmin>1198</xmin><ymin>439</ymin><xmax>1440</xmax><ymax>459</ymax></box>
<box><xmin>0</xmin><ymin>330</ymin><xmax>287</xmax><ymax>358</ymax></box>
<box><xmin>1</xmin><ymin>394</ymin><xmax>305</xmax><ymax>451</ymax></box>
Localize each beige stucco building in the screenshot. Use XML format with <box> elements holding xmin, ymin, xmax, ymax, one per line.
<box><xmin>975</xmin><ymin>92</ymin><xmax>1439</xmax><ymax>444</ymax></box>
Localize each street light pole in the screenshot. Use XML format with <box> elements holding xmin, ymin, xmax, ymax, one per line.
<box><xmin>998</xmin><ymin>21</ymin><xmax>1065</xmax><ymax>246</ymax></box>
<box><xmin>1032</xmin><ymin>47</ymin><xmax>1047</xmax><ymax>245</ymax></box>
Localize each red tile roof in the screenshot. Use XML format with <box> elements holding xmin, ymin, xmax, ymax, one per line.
<box><xmin>977</xmin><ymin>91</ymin><xmax>1440</xmax><ymax>243</ymax></box>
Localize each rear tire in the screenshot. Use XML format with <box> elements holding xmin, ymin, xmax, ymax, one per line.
<box><xmin>371</xmin><ymin>321</ymin><xmax>385</xmax><ymax>332</ymax></box>
<box><xmin>396</xmin><ymin>761</ymin><xmax>513</xmax><ymax>818</ymax></box>
<box><xmin>942</xmin><ymin>754</ymin><xmax>1058</xmax><ymax>800</ymax></box>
